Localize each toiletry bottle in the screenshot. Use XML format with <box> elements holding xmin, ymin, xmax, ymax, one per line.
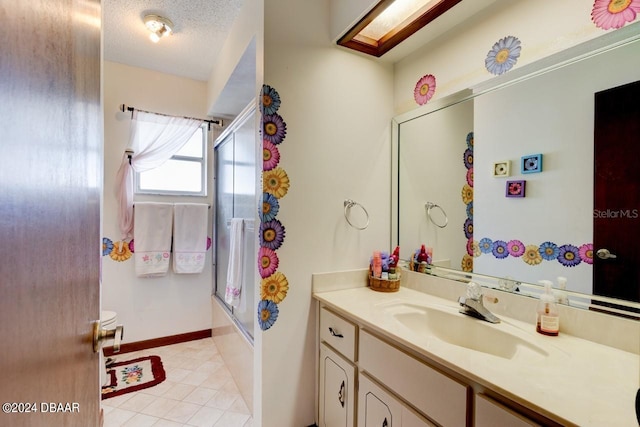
<box><xmin>391</xmin><ymin>246</ymin><xmax>400</xmax><ymax>265</ymax></box>
<box><xmin>536</xmin><ymin>280</ymin><xmax>559</xmax><ymax>336</ymax></box>
<box><xmin>417</xmin><ymin>245</ymin><xmax>428</xmax><ymax>263</ymax></box>
<box><xmin>372</xmin><ymin>251</ymin><xmax>382</xmax><ymax>278</ymax></box>
<box><xmin>388</xmin><ymin>256</ymin><xmax>397</xmax><ymax>280</ymax></box>
<box><xmin>556</xmin><ymin>276</ymin><xmax>569</xmax><ymax>305</ymax></box>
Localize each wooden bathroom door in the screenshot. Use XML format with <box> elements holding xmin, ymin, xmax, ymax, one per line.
<box><xmin>0</xmin><ymin>1</ymin><xmax>102</xmax><ymax>426</ymax></box>
<box><xmin>593</xmin><ymin>79</ymin><xmax>640</xmax><ymax>306</ymax></box>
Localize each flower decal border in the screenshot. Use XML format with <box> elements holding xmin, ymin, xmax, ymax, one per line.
<box><xmin>102</xmin><ymin>236</ymin><xmax>211</xmax><ymax>263</ymax></box>
<box><xmin>258</xmin><ymin>84</ymin><xmax>290</xmax><ymax>331</ymax></box>
<box><xmin>472</xmin><ymin>238</ymin><xmax>593</xmax><ymax>267</ymax></box>
<box><xmin>461</xmin><ymin>132</ymin><xmax>474</xmax><ymax>272</ymax></box>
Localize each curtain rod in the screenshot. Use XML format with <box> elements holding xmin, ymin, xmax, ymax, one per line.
<box><xmin>119</xmin><ymin>104</ymin><xmax>223</xmax><ymax>129</ymax></box>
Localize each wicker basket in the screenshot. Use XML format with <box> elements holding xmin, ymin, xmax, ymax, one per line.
<box><xmin>369</xmin><ymin>268</ymin><xmax>401</xmax><ymax>293</ymax></box>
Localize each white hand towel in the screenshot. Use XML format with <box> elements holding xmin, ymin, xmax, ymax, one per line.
<box><xmin>172</xmin><ymin>203</ymin><xmax>209</xmax><ymax>274</ymax></box>
<box><xmin>133</xmin><ymin>202</ymin><xmax>173</xmax><ymax>277</ymax></box>
<box><xmin>225</xmin><ymin>218</ymin><xmax>244</xmax><ymax>308</ymax></box>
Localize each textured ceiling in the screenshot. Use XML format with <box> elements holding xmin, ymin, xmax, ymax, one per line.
<box><xmin>103</xmin><ymin>0</ymin><xmax>244</xmax><ymax>82</ymax></box>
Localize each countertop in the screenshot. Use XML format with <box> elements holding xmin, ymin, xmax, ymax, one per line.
<box><xmin>314</xmin><ymin>286</ymin><xmax>639</xmax><ymax>427</ymax></box>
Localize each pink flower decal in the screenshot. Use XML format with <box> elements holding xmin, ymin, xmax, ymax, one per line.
<box><xmin>263</xmin><ymin>140</ymin><xmax>280</xmax><ymax>171</ymax></box>
<box><xmin>591</xmin><ymin>0</ymin><xmax>640</xmax><ymax>29</ymax></box>
<box><xmin>414</xmin><ymin>74</ymin><xmax>436</xmax><ymax>105</ymax></box>
<box><xmin>579</xmin><ymin>243</ymin><xmax>594</xmax><ymax>264</ymax></box>
<box><xmin>258</xmin><ymin>247</ymin><xmax>279</xmax><ymax>278</ymax></box>
<box><xmin>507</xmin><ymin>240</ymin><xmax>525</xmax><ymax>257</ymax></box>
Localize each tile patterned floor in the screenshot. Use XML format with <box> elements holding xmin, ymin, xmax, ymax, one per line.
<box><xmin>102</xmin><ymin>338</ymin><xmax>252</xmax><ymax>427</ymax></box>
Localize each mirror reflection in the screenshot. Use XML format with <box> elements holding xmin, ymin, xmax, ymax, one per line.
<box><xmin>396</xmin><ymin>30</ymin><xmax>640</xmax><ymax>314</ymax></box>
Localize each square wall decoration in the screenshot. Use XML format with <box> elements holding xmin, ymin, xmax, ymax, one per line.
<box><xmin>506</xmin><ymin>180</ymin><xmax>526</xmax><ymax>197</ymax></box>
<box><xmin>492</xmin><ymin>160</ymin><xmax>510</xmax><ymax>177</ymax></box>
<box><xmin>521</xmin><ymin>153</ymin><xmax>543</xmax><ymax>174</ymax></box>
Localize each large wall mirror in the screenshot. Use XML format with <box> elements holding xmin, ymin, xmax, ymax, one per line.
<box><xmin>392</xmin><ymin>24</ymin><xmax>640</xmax><ymax>318</ymax></box>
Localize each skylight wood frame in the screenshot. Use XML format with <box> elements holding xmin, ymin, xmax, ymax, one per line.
<box><xmin>337</xmin><ymin>0</ymin><xmax>463</xmax><ymax>57</ymax></box>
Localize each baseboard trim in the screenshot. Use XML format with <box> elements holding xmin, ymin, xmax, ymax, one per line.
<box><xmin>103</xmin><ymin>329</ymin><xmax>212</xmax><ymax>357</ymax></box>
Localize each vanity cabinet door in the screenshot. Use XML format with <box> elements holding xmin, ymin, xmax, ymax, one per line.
<box><xmin>359</xmin><ymin>374</ymin><xmax>436</xmax><ymax>427</ymax></box>
<box><xmin>320</xmin><ymin>344</ymin><xmax>356</xmax><ymax>427</ymax></box>
<box><xmin>358</xmin><ymin>374</ymin><xmax>400</xmax><ymax>427</ymax></box>
<box><xmin>475</xmin><ymin>394</ymin><xmax>541</xmax><ymax>427</ymax></box>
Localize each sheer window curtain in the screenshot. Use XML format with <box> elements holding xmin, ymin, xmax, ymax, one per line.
<box><xmin>115</xmin><ymin>111</ymin><xmax>203</xmax><ymax>240</ymax></box>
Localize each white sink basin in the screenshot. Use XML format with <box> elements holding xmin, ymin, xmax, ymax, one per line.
<box><xmin>382</xmin><ymin>302</ymin><xmax>550</xmax><ymax>361</ymax></box>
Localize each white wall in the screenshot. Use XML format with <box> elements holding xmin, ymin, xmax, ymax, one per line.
<box><xmin>102</xmin><ymin>61</ymin><xmax>214</xmax><ymax>343</ymax></box>
<box><xmin>260</xmin><ymin>0</ymin><xmax>394</xmax><ymax>425</ymax></box>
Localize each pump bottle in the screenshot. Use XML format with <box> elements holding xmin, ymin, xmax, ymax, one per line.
<box><xmin>536</xmin><ymin>280</ymin><xmax>559</xmax><ymax>336</ymax></box>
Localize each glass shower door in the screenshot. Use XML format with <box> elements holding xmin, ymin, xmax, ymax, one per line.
<box><xmin>214</xmin><ymin>107</ymin><xmax>257</xmax><ymax>340</ymax></box>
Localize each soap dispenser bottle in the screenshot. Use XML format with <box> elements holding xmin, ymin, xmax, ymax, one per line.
<box><xmin>536</xmin><ymin>280</ymin><xmax>559</xmax><ymax>336</ymax></box>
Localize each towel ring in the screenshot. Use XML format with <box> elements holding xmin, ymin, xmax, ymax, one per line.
<box><xmin>344</xmin><ymin>199</ymin><xmax>369</xmax><ymax>230</ymax></box>
<box><xmin>425</xmin><ymin>202</ymin><xmax>448</xmax><ymax>228</ymax></box>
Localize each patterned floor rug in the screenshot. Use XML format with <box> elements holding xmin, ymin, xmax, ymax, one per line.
<box><xmin>101</xmin><ymin>355</ymin><xmax>166</xmax><ymax>400</ymax></box>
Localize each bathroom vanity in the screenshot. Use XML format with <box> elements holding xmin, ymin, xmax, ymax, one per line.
<box><xmin>313</xmin><ymin>270</ymin><xmax>639</xmax><ymax>427</ymax></box>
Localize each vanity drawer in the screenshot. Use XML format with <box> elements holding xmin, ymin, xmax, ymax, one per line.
<box><xmin>320</xmin><ymin>307</ymin><xmax>357</xmax><ymax>361</ymax></box>
<box><xmin>359</xmin><ymin>330</ymin><xmax>468</xmax><ymax>427</ymax></box>
<box><xmin>475</xmin><ymin>394</ymin><xmax>541</xmax><ymax>427</ymax></box>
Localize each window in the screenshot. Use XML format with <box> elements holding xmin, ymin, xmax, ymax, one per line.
<box><xmin>136</xmin><ymin>125</ymin><xmax>207</xmax><ymax>196</ymax></box>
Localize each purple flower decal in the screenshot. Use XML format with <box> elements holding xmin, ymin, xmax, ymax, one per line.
<box><xmin>463</xmin><ymin>148</ymin><xmax>473</xmax><ymax>169</ymax></box>
<box><xmin>263</xmin><ymin>113</ymin><xmax>287</xmax><ymax>145</ymax></box>
<box><xmin>464</xmin><ymin>218</ymin><xmax>473</xmax><ymax>239</ymax></box>
<box><xmin>260</xmin><ymin>219</ymin><xmax>286</xmax><ymax>251</ymax></box>
<box><xmin>492</xmin><ymin>240</ymin><xmax>509</xmax><ymax>259</ymax></box>
<box><xmin>507</xmin><ymin>239</ymin><xmax>525</xmax><ymax>257</ymax></box>
<box><xmin>557</xmin><ymin>244</ymin><xmax>581</xmax><ymax>267</ymax></box>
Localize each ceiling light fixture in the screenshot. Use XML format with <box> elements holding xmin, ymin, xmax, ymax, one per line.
<box><xmin>337</xmin><ymin>0</ymin><xmax>462</xmax><ymax>57</ymax></box>
<box><xmin>144</xmin><ymin>14</ymin><xmax>173</xmax><ymax>43</ymax></box>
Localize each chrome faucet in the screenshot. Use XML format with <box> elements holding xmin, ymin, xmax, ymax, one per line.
<box><xmin>458</xmin><ymin>282</ymin><xmax>500</xmax><ymax>324</ymax></box>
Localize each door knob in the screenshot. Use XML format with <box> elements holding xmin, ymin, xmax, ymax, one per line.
<box><xmin>92</xmin><ymin>321</ymin><xmax>124</xmax><ymax>353</ymax></box>
<box><xmin>596</xmin><ymin>248</ymin><xmax>617</xmax><ymax>260</ymax></box>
